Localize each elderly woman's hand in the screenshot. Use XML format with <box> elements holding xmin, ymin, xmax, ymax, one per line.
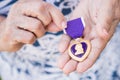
<box><xmin>0</xmin><ymin>0</ymin><xmax>66</xmax><ymax>52</ymax></box>
<box><xmin>58</xmin><ymin>0</ymin><xmax>120</xmax><ymax>74</ymax></box>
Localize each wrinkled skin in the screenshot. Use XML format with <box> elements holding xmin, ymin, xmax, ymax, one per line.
<box><xmin>58</xmin><ymin>0</ymin><xmax>120</xmax><ymax>74</ymax></box>
<box><xmin>0</xmin><ymin>0</ymin><xmax>66</xmax><ymax>52</ymax></box>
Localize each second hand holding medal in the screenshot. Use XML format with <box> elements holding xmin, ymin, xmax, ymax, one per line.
<box><xmin>64</xmin><ymin>18</ymin><xmax>91</xmax><ymax>62</ymax></box>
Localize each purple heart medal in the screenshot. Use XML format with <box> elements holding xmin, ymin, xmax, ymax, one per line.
<box><xmin>64</xmin><ymin>18</ymin><xmax>91</xmax><ymax>62</ymax></box>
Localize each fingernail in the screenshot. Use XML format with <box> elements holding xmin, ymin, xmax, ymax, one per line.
<box><xmin>62</xmin><ymin>21</ymin><xmax>67</xmax><ymax>29</ymax></box>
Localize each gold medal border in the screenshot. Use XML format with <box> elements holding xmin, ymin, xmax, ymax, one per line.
<box><xmin>68</xmin><ymin>39</ymin><xmax>91</xmax><ymax>62</ymax></box>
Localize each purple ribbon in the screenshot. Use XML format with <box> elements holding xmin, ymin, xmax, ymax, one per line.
<box><xmin>65</xmin><ymin>18</ymin><xmax>85</xmax><ymax>39</ymax></box>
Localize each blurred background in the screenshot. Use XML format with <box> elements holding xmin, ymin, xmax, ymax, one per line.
<box><xmin>0</xmin><ymin>0</ymin><xmax>120</xmax><ymax>80</ymax></box>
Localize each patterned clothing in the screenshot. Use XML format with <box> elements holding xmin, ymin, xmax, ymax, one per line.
<box><xmin>0</xmin><ymin>0</ymin><xmax>120</xmax><ymax>80</ymax></box>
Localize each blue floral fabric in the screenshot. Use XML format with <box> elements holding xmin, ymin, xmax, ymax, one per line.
<box><xmin>0</xmin><ymin>0</ymin><xmax>120</xmax><ymax>80</ymax></box>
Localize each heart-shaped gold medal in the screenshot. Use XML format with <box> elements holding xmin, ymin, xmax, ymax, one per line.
<box><xmin>68</xmin><ymin>38</ymin><xmax>91</xmax><ymax>62</ymax></box>
<box><xmin>65</xmin><ymin>18</ymin><xmax>91</xmax><ymax>62</ymax></box>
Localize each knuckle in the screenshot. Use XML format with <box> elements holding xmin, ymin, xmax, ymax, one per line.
<box><xmin>32</xmin><ymin>22</ymin><xmax>41</xmax><ymax>32</ymax></box>
<box><xmin>26</xmin><ymin>33</ymin><xmax>36</xmax><ymax>44</ymax></box>
<box><xmin>37</xmin><ymin>29</ymin><xmax>45</xmax><ymax>38</ymax></box>
<box><xmin>44</xmin><ymin>16</ymin><xmax>51</xmax><ymax>26</ymax></box>
<box><xmin>39</xmin><ymin>31</ymin><xmax>45</xmax><ymax>38</ymax></box>
<box><xmin>38</xmin><ymin>3</ymin><xmax>52</xmax><ymax>26</ymax></box>
<box><xmin>43</xmin><ymin>19</ymin><xmax>51</xmax><ymax>26</ymax></box>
